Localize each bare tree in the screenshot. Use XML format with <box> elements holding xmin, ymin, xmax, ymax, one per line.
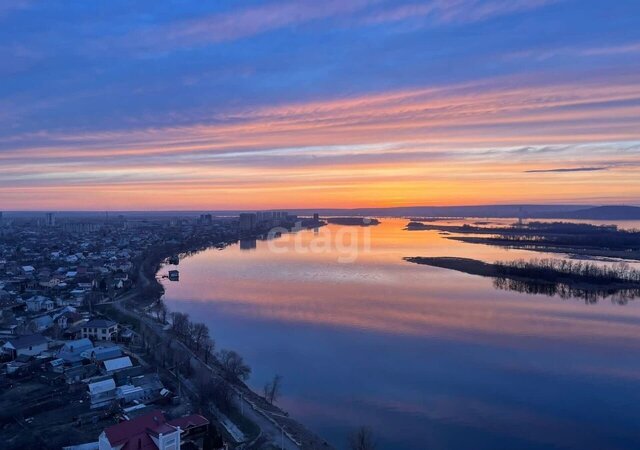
<box><xmin>349</xmin><ymin>427</ymin><xmax>377</xmax><ymax>450</ymax></box>
<box><xmin>171</xmin><ymin>311</ymin><xmax>190</xmax><ymax>337</ymax></box>
<box><xmin>263</xmin><ymin>374</ymin><xmax>282</xmax><ymax>404</ymax></box>
<box><xmin>203</xmin><ymin>337</ymin><xmax>215</xmax><ymax>364</ymax></box>
<box><xmin>192</xmin><ymin>322</ymin><xmax>209</xmax><ymax>352</ymax></box>
<box><xmin>217</xmin><ymin>349</ymin><xmax>251</xmax><ymax>380</ymax></box>
<box><xmin>154</xmin><ymin>299</ymin><xmax>168</xmax><ymax>323</ymax></box>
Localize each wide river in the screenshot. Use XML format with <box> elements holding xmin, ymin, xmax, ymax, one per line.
<box><xmin>161</xmin><ymin>218</ymin><xmax>640</xmax><ymax>450</ymax></box>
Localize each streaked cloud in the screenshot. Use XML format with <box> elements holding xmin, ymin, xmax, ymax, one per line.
<box><xmin>524</xmin><ymin>167</ymin><xmax>609</xmax><ymax>173</ymax></box>
<box><xmin>1</xmin><ymin>0</ymin><xmax>639</xmax><ymax>209</ymax></box>
<box><xmin>363</xmin><ymin>0</ymin><xmax>563</xmax><ymax>26</ymax></box>
<box><xmin>130</xmin><ymin>0</ymin><xmax>371</xmax><ymax>49</ymax></box>
<box><xmin>121</xmin><ymin>0</ymin><xmax>564</xmax><ymax>51</ymax></box>
<box><xmin>508</xmin><ymin>41</ymin><xmax>640</xmax><ymax>62</ymax></box>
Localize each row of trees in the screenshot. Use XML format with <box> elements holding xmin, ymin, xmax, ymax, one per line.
<box><xmin>151</xmin><ymin>301</ymin><xmax>253</xmax><ymax>382</ymax></box>
<box><xmin>170</xmin><ymin>311</ymin><xmax>213</xmax><ymax>354</ymax></box>
<box><xmin>494</xmin><ymin>224</ymin><xmax>640</xmax><ymax>251</ymax></box>
<box><xmin>495</xmin><ymin>258</ymin><xmax>640</xmax><ymax>284</ymax></box>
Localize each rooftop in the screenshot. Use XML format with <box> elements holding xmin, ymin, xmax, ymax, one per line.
<box><xmin>3</xmin><ymin>334</ymin><xmax>48</xmax><ymax>349</ymax></box>
<box><xmin>103</xmin><ymin>410</ymin><xmax>173</xmax><ymax>450</ymax></box>
<box><xmin>84</xmin><ymin>319</ymin><xmax>117</xmax><ymax>328</ymax></box>
<box><xmin>103</xmin><ymin>356</ymin><xmax>133</xmax><ymax>372</ymax></box>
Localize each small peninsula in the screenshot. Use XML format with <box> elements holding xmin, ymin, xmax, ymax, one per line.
<box><xmin>404</xmin><ymin>256</ymin><xmax>640</xmax><ymax>294</ymax></box>
<box><xmin>327</xmin><ymin>217</ymin><xmax>380</xmax><ymax>226</ymax></box>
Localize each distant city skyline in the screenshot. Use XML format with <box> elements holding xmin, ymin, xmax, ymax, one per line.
<box><xmin>1</xmin><ymin>0</ymin><xmax>639</xmax><ymax>209</ymax></box>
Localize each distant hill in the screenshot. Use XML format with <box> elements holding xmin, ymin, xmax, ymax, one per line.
<box><xmin>544</xmin><ymin>206</ymin><xmax>640</xmax><ymax>220</ymax></box>
<box><xmin>291</xmin><ymin>204</ymin><xmax>591</xmax><ymax>218</ymax></box>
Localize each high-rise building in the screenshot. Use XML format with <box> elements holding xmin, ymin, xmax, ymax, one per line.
<box><xmin>45</xmin><ymin>212</ymin><xmax>56</xmax><ymax>227</ymax></box>
<box><xmin>199</xmin><ymin>213</ymin><xmax>213</xmax><ymax>225</ymax></box>
<box><xmin>239</xmin><ymin>213</ymin><xmax>257</xmax><ymax>232</ymax></box>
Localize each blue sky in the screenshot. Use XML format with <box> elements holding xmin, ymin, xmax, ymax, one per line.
<box><xmin>1</xmin><ymin>0</ymin><xmax>640</xmax><ymax>209</ymax></box>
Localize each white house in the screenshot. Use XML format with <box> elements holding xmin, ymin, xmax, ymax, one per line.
<box><xmin>88</xmin><ymin>378</ymin><xmax>117</xmax><ymax>409</ymax></box>
<box><xmin>1</xmin><ymin>334</ymin><xmax>48</xmax><ymax>359</ymax></box>
<box><xmin>82</xmin><ymin>319</ymin><xmax>118</xmax><ymax>341</ymax></box>
<box><xmin>98</xmin><ymin>411</ymin><xmax>180</xmax><ymax>450</ymax></box>
<box><xmin>25</xmin><ymin>295</ymin><xmax>54</xmax><ymax>312</ymax></box>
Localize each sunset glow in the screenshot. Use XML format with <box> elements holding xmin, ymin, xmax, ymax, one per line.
<box><xmin>1</xmin><ymin>0</ymin><xmax>639</xmax><ymax>209</ymax></box>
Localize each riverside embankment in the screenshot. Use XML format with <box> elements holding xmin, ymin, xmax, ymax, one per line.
<box><xmin>116</xmin><ymin>231</ymin><xmax>335</xmax><ymax>450</ymax></box>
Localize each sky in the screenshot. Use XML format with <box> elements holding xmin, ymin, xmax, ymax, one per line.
<box><xmin>1</xmin><ymin>0</ymin><xmax>639</xmax><ymax>210</ymax></box>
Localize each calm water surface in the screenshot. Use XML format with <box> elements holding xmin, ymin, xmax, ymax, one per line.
<box><xmin>161</xmin><ymin>219</ymin><xmax>640</xmax><ymax>450</ymax></box>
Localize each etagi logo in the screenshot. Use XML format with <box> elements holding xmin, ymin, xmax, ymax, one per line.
<box><xmin>266</xmin><ymin>219</ymin><xmax>373</xmax><ymax>263</ymax></box>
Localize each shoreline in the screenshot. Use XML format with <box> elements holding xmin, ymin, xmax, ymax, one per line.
<box><xmin>119</xmin><ymin>229</ymin><xmax>335</xmax><ymax>449</ymax></box>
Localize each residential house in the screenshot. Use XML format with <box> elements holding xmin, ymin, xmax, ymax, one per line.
<box><xmin>58</xmin><ymin>338</ymin><xmax>94</xmax><ymax>364</ymax></box>
<box><xmin>56</xmin><ymin>310</ymin><xmax>84</xmax><ymax>329</ymax></box>
<box><xmin>102</xmin><ymin>356</ymin><xmax>133</xmax><ymax>374</ymax></box>
<box><xmin>130</xmin><ymin>373</ymin><xmax>165</xmax><ymax>402</ymax></box>
<box><xmin>21</xmin><ymin>265</ymin><xmax>36</xmax><ymax>276</ymax></box>
<box><xmin>88</xmin><ymin>378</ymin><xmax>117</xmax><ymax>409</ymax></box>
<box><xmin>81</xmin><ymin>346</ymin><xmax>122</xmax><ymax>362</ymax></box>
<box><xmin>0</xmin><ymin>318</ymin><xmax>20</xmax><ymax>337</ymax></box>
<box><xmin>82</xmin><ymin>319</ymin><xmax>118</xmax><ymax>341</ymax></box>
<box><xmin>25</xmin><ymin>295</ymin><xmax>54</xmax><ymax>312</ymax></box>
<box><xmin>98</xmin><ymin>410</ymin><xmax>208</xmax><ymax>450</ymax></box>
<box><xmin>2</xmin><ymin>334</ymin><xmax>48</xmax><ymax>359</ymax></box>
<box><xmin>6</xmin><ymin>354</ymin><xmax>39</xmax><ymax>375</ymax></box>
<box><xmin>116</xmin><ymin>384</ymin><xmax>146</xmax><ymax>405</ymax></box>
<box><xmin>29</xmin><ymin>314</ymin><xmax>54</xmax><ymax>332</ymax></box>
<box><xmin>64</xmin><ymin>319</ymin><xmax>88</xmax><ymax>340</ymax></box>
<box><xmin>39</xmin><ymin>278</ymin><xmax>61</xmax><ymax>289</ymax></box>
<box><xmin>64</xmin><ymin>362</ymin><xmax>98</xmax><ymax>384</ymax></box>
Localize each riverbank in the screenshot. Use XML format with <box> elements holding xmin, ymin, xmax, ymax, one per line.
<box><xmin>121</xmin><ymin>230</ymin><xmax>335</xmax><ymax>449</ymax></box>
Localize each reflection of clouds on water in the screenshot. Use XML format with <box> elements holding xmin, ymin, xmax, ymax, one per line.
<box><xmin>162</xmin><ymin>218</ymin><xmax>640</xmax><ymax>450</ymax></box>
<box><xmin>175</xmin><ymin>275</ymin><xmax>640</xmax><ymax>348</ymax></box>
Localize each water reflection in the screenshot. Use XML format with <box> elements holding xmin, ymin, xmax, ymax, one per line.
<box><xmin>161</xmin><ymin>219</ymin><xmax>640</xmax><ymax>450</ymax></box>
<box><xmin>493</xmin><ymin>277</ymin><xmax>640</xmax><ymax>304</ymax></box>
<box><xmin>239</xmin><ymin>237</ymin><xmax>257</xmax><ymax>250</ymax></box>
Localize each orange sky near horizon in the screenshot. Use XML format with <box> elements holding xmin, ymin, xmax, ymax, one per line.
<box><xmin>2</xmin><ymin>75</ymin><xmax>640</xmax><ymax>210</ymax></box>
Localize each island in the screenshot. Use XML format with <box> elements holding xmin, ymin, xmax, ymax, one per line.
<box><xmin>405</xmin><ymin>221</ymin><xmax>640</xmax><ymax>261</ymax></box>
<box><xmin>404</xmin><ymin>256</ymin><xmax>640</xmax><ymax>301</ymax></box>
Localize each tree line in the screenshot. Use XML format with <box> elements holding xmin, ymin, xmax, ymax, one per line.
<box><xmin>494</xmin><ymin>258</ymin><xmax>640</xmax><ymax>285</ymax></box>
